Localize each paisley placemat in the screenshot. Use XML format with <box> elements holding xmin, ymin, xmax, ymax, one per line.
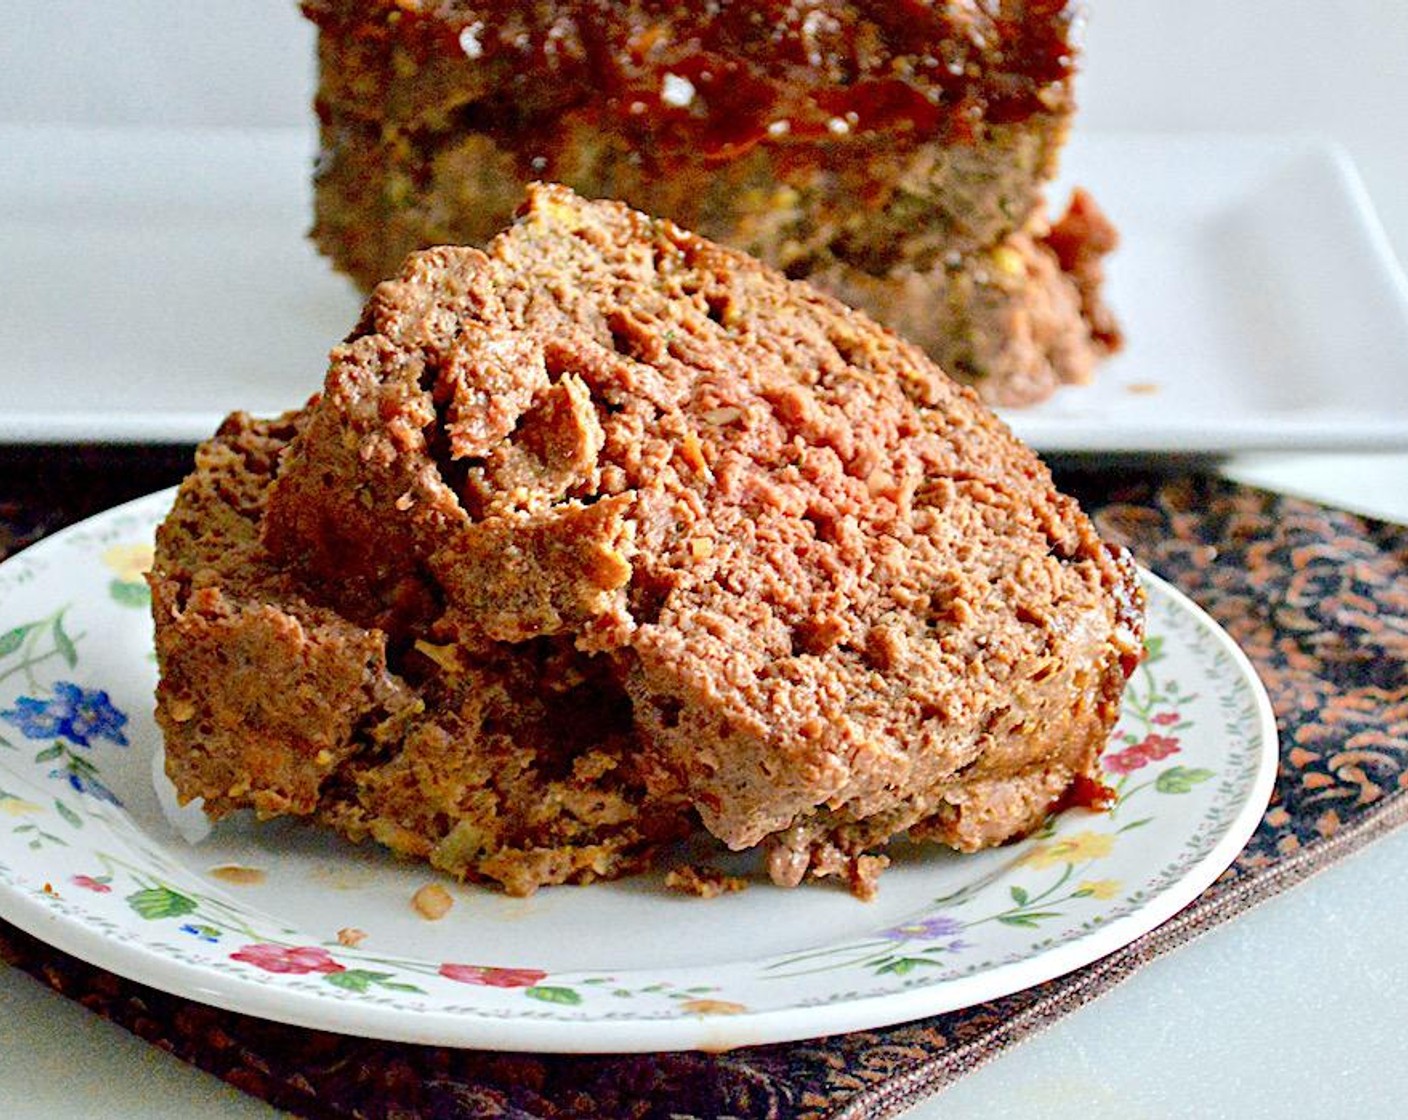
<box><xmin>1</xmin><ymin>447</ymin><xmax>1405</xmax><ymax>1119</ymax></box>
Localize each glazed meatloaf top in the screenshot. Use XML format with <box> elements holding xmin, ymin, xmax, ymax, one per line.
<box><xmin>261</xmin><ymin>183</ymin><xmax>1143</xmax><ymax>863</ymax></box>
<box><xmin>301</xmin><ymin>0</ymin><xmax>1079</xmax><ymax>159</ymax></box>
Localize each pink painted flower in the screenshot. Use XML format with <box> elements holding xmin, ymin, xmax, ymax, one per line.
<box><xmin>231</xmin><ymin>944</ymin><xmax>345</xmax><ymax>975</ymax></box>
<box><xmin>1140</xmin><ymin>733</ymin><xmax>1181</xmax><ymax>761</ymax></box>
<box><xmin>1104</xmin><ymin>732</ymin><xmax>1182</xmax><ymax>776</ymax></box>
<box><xmin>1102</xmin><ymin>746</ymin><xmax>1150</xmax><ymax>775</ymax></box>
<box><xmin>71</xmin><ymin>874</ymin><xmax>112</xmax><ymax>893</ymax></box>
<box><xmin>439</xmin><ymin>963</ymin><xmax>547</xmax><ymax>988</ymax></box>
<box><xmin>1153</xmin><ymin>711</ymin><xmax>1181</xmax><ymax>726</ymax></box>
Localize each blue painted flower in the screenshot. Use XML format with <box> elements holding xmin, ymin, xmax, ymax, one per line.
<box><xmin>53</xmin><ymin>767</ymin><xmax>122</xmax><ymax>806</ymax></box>
<box><xmin>3</xmin><ymin>682</ymin><xmax>129</xmax><ymax>748</ymax></box>
<box><xmin>882</xmin><ymin>914</ymin><xmax>966</xmax><ymax>941</ymax></box>
<box><xmin>180</xmin><ymin>924</ymin><xmax>222</xmax><ymax>943</ymax></box>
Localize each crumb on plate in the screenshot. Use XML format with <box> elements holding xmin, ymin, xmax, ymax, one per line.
<box><xmin>412</xmin><ymin>883</ymin><xmax>454</xmax><ymax>920</ymax></box>
<box><xmin>664</xmin><ymin>865</ymin><xmax>748</xmax><ymax>899</ymax></box>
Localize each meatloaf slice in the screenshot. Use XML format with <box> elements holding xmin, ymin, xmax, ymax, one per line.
<box><xmin>167</xmin><ymin>182</ymin><xmax>1145</xmax><ymax>898</ymax></box>
<box><xmin>299</xmin><ymin>0</ymin><xmax>1119</xmax><ymax>406</ymax></box>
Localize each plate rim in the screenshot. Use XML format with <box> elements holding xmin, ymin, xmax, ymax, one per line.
<box><xmin>0</xmin><ymin>488</ymin><xmax>1279</xmax><ymax>1052</ymax></box>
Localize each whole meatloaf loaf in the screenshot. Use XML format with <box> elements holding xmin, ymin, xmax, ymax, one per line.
<box><xmin>300</xmin><ymin>0</ymin><xmax>1122</xmax><ymax>406</ymax></box>
<box><xmin>150</xmin><ymin>184</ymin><xmax>1144</xmax><ymax>898</ymax></box>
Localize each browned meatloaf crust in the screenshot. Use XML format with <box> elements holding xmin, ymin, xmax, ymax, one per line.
<box><xmin>299</xmin><ymin>0</ymin><xmax>1121</xmax><ymax>407</ymax></box>
<box><xmin>151</xmin><ymin>184</ymin><xmax>1144</xmax><ymax>898</ymax></box>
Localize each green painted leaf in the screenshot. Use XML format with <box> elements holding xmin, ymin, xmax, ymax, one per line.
<box><xmin>33</xmin><ymin>743</ymin><xmax>64</xmax><ymax>764</ymax></box>
<box><xmin>126</xmin><ymin>886</ymin><xmax>198</xmax><ymax>920</ymax></box>
<box><xmin>52</xmin><ymin>614</ymin><xmax>78</xmax><ymax>668</ymax></box>
<box><xmin>998</xmin><ymin>910</ymin><xmax>1062</xmax><ymax>928</ymax></box>
<box><xmin>1143</xmin><ymin>635</ymin><xmax>1165</xmax><ymax>663</ymax></box>
<box><xmin>1010</xmin><ymin>885</ymin><xmax>1029</xmax><ymax>906</ymax></box>
<box><xmin>0</xmin><ymin>624</ymin><xmax>32</xmax><ymax>658</ymax></box>
<box><xmin>325</xmin><ymin>969</ymin><xmax>393</xmax><ymax>993</ymax></box>
<box><xmin>878</xmin><ymin>957</ymin><xmax>943</xmax><ymax>976</ymax></box>
<box><xmin>1118</xmin><ymin>817</ymin><xmax>1154</xmax><ymax>833</ymax></box>
<box><xmin>525</xmin><ymin>985</ymin><xmax>582</xmax><ymax>1006</ymax></box>
<box><xmin>998</xmin><ymin>915</ymin><xmax>1039</xmax><ymax>928</ymax></box>
<box><xmin>108</xmin><ymin>579</ymin><xmax>151</xmax><ymax>608</ymax></box>
<box><xmin>379</xmin><ymin>981</ymin><xmax>424</xmax><ymax>993</ymax></box>
<box><xmin>54</xmin><ymin>799</ymin><xmax>83</xmax><ymax>829</ymax></box>
<box><xmin>1155</xmin><ymin>766</ymin><xmax>1215</xmax><ymax>795</ymax></box>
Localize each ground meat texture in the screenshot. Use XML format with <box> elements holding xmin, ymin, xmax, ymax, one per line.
<box><xmin>152</xmin><ymin>184</ymin><xmax>1144</xmax><ymax>897</ymax></box>
<box><xmin>663</xmin><ymin>865</ymin><xmax>748</xmax><ymax>899</ymax></box>
<box><xmin>299</xmin><ymin>0</ymin><xmax>1120</xmax><ymax>406</ymax></box>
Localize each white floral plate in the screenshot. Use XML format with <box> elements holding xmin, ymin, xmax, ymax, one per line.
<box><xmin>0</xmin><ymin>490</ymin><xmax>1277</xmax><ymax>1053</ymax></box>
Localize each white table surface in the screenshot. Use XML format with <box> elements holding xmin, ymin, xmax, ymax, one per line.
<box><xmin>3</xmin><ymin>4</ymin><xmax>1408</xmax><ymax>1117</ymax></box>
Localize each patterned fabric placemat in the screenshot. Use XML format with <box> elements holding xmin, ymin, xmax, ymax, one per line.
<box><xmin>1</xmin><ymin>449</ymin><xmax>1405</xmax><ymax>1119</ymax></box>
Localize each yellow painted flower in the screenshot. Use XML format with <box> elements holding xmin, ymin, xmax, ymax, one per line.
<box><xmin>0</xmin><ymin>798</ymin><xmax>44</xmax><ymax>817</ymax></box>
<box><xmin>102</xmin><ymin>542</ymin><xmax>154</xmax><ymax>583</ymax></box>
<box><xmin>1076</xmin><ymin>878</ymin><xmax>1123</xmax><ymax>899</ymax></box>
<box><xmin>679</xmin><ymin>999</ymin><xmax>748</xmax><ymax>1016</ymax></box>
<box><xmin>1021</xmin><ymin>830</ymin><xmax>1116</xmax><ymax>869</ymax></box>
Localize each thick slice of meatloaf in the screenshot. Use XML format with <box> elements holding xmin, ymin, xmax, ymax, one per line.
<box><xmin>229</xmin><ymin>182</ymin><xmax>1142</xmax><ymax>897</ymax></box>
<box><xmin>299</xmin><ymin>0</ymin><xmax>1118</xmax><ymax>406</ymax></box>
